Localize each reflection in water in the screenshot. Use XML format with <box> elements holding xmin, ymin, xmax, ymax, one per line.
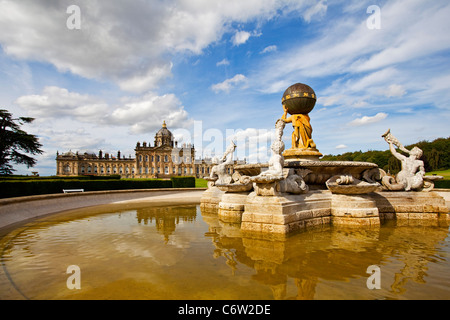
<box><xmin>0</xmin><ymin>204</ymin><xmax>449</xmax><ymax>300</ymax></box>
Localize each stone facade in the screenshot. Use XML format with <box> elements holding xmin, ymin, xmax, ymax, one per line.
<box><xmin>56</xmin><ymin>122</ymin><xmax>244</xmax><ymax>179</ymax></box>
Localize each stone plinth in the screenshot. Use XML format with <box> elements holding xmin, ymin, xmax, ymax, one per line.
<box><xmin>331</xmin><ymin>193</ymin><xmax>380</xmax><ymax>226</ymax></box>
<box><xmin>372</xmin><ymin>191</ymin><xmax>449</xmax><ymax>222</ymax></box>
<box><xmin>218</xmin><ymin>192</ymin><xmax>250</xmax><ymax>223</ymax></box>
<box><xmin>200</xmin><ymin>186</ymin><xmax>225</xmax><ymax>213</ymax></box>
<box><xmin>241</xmin><ymin>190</ymin><xmax>331</xmax><ymax>237</ymax></box>
<box><xmin>283</xmin><ymin>148</ymin><xmax>323</xmax><ymax>161</ymax></box>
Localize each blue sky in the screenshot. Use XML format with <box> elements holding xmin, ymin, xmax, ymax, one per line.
<box><xmin>0</xmin><ymin>0</ymin><xmax>449</xmax><ymax>176</ymax></box>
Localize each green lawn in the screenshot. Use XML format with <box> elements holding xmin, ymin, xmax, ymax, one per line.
<box><xmin>427</xmin><ymin>169</ymin><xmax>450</xmax><ymax>180</ymax></box>
<box><xmin>195</xmin><ymin>178</ymin><xmax>208</xmax><ymax>188</ymax></box>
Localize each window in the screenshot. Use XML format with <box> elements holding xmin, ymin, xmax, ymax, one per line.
<box><xmin>164</xmin><ymin>155</ymin><xmax>168</xmax><ymax>162</ymax></box>
<box><xmin>156</xmin><ymin>155</ymin><xmax>160</xmax><ymax>162</ymax></box>
<box><xmin>145</xmin><ymin>155</ymin><xmax>148</xmax><ymax>162</ymax></box>
<box><xmin>165</xmin><ymin>166</ymin><xmax>169</xmax><ymax>174</ymax></box>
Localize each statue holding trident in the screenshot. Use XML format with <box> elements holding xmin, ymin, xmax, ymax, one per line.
<box><xmin>382</xmin><ymin>129</ymin><xmax>425</xmax><ymax>191</ymax></box>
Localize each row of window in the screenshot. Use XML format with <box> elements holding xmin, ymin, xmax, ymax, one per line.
<box><xmin>62</xmin><ymin>164</ymin><xmax>216</xmax><ymax>175</ymax></box>
<box><xmin>137</xmin><ymin>154</ymin><xmax>193</xmax><ymax>164</ymax></box>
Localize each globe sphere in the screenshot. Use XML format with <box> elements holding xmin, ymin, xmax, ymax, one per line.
<box><xmin>282</xmin><ymin>83</ymin><xmax>317</xmax><ymax>115</ymax></box>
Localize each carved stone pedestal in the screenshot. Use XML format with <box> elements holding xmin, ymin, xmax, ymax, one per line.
<box><xmin>218</xmin><ymin>192</ymin><xmax>250</xmax><ymax>223</ymax></box>
<box><xmin>331</xmin><ymin>194</ymin><xmax>380</xmax><ymax>226</ymax></box>
<box><xmin>372</xmin><ymin>191</ymin><xmax>449</xmax><ymax>224</ymax></box>
<box><xmin>241</xmin><ymin>190</ymin><xmax>331</xmax><ymax>238</ymax></box>
<box><xmin>200</xmin><ymin>186</ymin><xmax>224</xmax><ymax>213</ymax></box>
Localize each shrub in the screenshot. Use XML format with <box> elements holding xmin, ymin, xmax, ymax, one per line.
<box><xmin>435</xmin><ymin>180</ymin><xmax>450</xmax><ymax>189</ymax></box>
<box><xmin>0</xmin><ymin>179</ymin><xmax>173</xmax><ymax>199</ymax></box>
<box><xmin>171</xmin><ymin>176</ymin><xmax>196</xmax><ymax>188</ymax></box>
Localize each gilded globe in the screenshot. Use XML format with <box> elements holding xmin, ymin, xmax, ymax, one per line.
<box><xmin>282</xmin><ymin>83</ymin><xmax>317</xmax><ymax>115</ymax></box>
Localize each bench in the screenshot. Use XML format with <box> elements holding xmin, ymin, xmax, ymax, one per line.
<box><xmin>63</xmin><ymin>189</ymin><xmax>84</xmax><ymax>193</ymax></box>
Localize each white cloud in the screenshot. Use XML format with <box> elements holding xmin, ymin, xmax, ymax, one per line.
<box><xmin>232</xmin><ymin>31</ymin><xmax>252</xmax><ymax>46</ymax></box>
<box><xmin>211</xmin><ymin>74</ymin><xmax>248</xmax><ymax>93</ymax></box>
<box><xmin>15</xmin><ymin>86</ymin><xmax>192</xmax><ymax>134</ymax></box>
<box><xmin>335</xmin><ymin>144</ymin><xmax>348</xmax><ymax>150</ymax></box>
<box><xmin>109</xmin><ymin>93</ymin><xmax>192</xmax><ymax>134</ymax></box>
<box><xmin>385</xmin><ymin>84</ymin><xmax>407</xmax><ymax>98</ymax></box>
<box><xmin>348</xmin><ymin>112</ymin><xmax>388</xmax><ymax>127</ymax></box>
<box><xmin>0</xmin><ymin>0</ymin><xmax>325</xmax><ymax>93</ymax></box>
<box><xmin>303</xmin><ymin>0</ymin><xmax>327</xmax><ymax>22</ymax></box>
<box><xmin>216</xmin><ymin>59</ymin><xmax>230</xmax><ymax>66</ymax></box>
<box><xmin>260</xmin><ymin>45</ymin><xmax>277</xmax><ymax>54</ymax></box>
<box><xmin>15</xmin><ymin>86</ymin><xmax>108</xmax><ymax>123</ymax></box>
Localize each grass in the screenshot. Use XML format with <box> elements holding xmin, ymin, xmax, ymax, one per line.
<box><xmin>195</xmin><ymin>178</ymin><xmax>208</xmax><ymax>188</ymax></box>
<box><xmin>427</xmin><ymin>169</ymin><xmax>450</xmax><ymax>179</ymax></box>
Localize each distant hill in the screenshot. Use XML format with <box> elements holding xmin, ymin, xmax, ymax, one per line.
<box><xmin>321</xmin><ymin>137</ymin><xmax>450</xmax><ymax>174</ymax></box>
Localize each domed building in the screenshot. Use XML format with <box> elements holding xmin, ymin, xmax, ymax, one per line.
<box><xmin>56</xmin><ymin>122</ymin><xmax>244</xmax><ymax>179</ymax></box>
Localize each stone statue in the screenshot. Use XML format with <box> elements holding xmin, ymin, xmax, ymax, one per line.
<box><xmin>209</xmin><ymin>140</ymin><xmax>237</xmax><ymax>185</ymax></box>
<box><xmin>382</xmin><ymin>129</ymin><xmax>425</xmax><ymax>191</ymax></box>
<box><xmin>250</xmin><ymin>119</ymin><xmax>310</xmax><ymax>195</ymax></box>
<box><xmin>254</xmin><ymin>119</ymin><xmax>285</xmax><ymax>180</ymax></box>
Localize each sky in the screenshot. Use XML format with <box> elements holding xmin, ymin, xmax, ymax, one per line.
<box><xmin>0</xmin><ymin>0</ymin><xmax>449</xmax><ymax>176</ymax></box>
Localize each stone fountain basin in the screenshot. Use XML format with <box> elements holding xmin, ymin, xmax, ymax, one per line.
<box><xmin>235</xmin><ymin>161</ymin><xmax>379</xmax><ymax>186</ymax></box>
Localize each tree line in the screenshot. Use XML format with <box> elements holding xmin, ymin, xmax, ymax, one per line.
<box><xmin>321</xmin><ymin>137</ymin><xmax>450</xmax><ymax>174</ymax></box>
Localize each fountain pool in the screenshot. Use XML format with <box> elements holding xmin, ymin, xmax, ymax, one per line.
<box><xmin>1</xmin><ymin>201</ymin><xmax>449</xmax><ymax>300</ymax></box>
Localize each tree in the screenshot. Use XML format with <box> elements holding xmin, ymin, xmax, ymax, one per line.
<box><xmin>0</xmin><ymin>109</ymin><xmax>43</xmax><ymax>175</ymax></box>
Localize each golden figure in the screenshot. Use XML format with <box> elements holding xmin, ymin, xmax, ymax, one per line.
<box><xmin>282</xmin><ymin>104</ymin><xmax>316</xmax><ymax>150</ymax></box>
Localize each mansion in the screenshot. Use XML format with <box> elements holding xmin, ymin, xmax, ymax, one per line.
<box><xmin>56</xmin><ymin>122</ymin><xmax>244</xmax><ymax>179</ymax></box>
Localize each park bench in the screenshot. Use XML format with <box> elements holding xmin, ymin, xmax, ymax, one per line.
<box><xmin>63</xmin><ymin>189</ymin><xmax>84</xmax><ymax>193</ymax></box>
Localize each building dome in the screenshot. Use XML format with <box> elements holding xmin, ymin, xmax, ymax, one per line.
<box><xmin>155</xmin><ymin>121</ymin><xmax>174</xmax><ymax>147</ymax></box>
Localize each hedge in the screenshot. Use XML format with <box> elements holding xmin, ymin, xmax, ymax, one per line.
<box><xmin>170</xmin><ymin>176</ymin><xmax>195</xmax><ymax>188</ymax></box>
<box><xmin>0</xmin><ymin>179</ymin><xmax>172</xmax><ymax>199</ymax></box>
<box><xmin>435</xmin><ymin>180</ymin><xmax>450</xmax><ymax>189</ymax></box>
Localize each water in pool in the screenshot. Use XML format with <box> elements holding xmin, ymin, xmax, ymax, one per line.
<box><xmin>0</xmin><ymin>203</ymin><xmax>449</xmax><ymax>300</ymax></box>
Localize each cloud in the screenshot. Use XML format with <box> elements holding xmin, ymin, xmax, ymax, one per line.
<box><xmin>303</xmin><ymin>0</ymin><xmax>327</xmax><ymax>22</ymax></box>
<box><xmin>385</xmin><ymin>84</ymin><xmax>407</xmax><ymax>98</ymax></box>
<box><xmin>335</xmin><ymin>144</ymin><xmax>348</xmax><ymax>150</ymax></box>
<box><xmin>15</xmin><ymin>86</ymin><xmax>192</xmax><ymax>134</ymax></box>
<box><xmin>255</xmin><ymin>1</ymin><xmax>450</xmax><ymax>95</ymax></box>
<box><xmin>260</xmin><ymin>45</ymin><xmax>277</xmax><ymax>54</ymax></box>
<box><xmin>232</xmin><ymin>31</ymin><xmax>252</xmax><ymax>46</ymax></box>
<box><xmin>0</xmin><ymin>0</ymin><xmax>325</xmax><ymax>93</ymax></box>
<box><xmin>211</xmin><ymin>74</ymin><xmax>248</xmax><ymax>93</ymax></box>
<box><xmin>108</xmin><ymin>93</ymin><xmax>192</xmax><ymax>134</ymax></box>
<box><xmin>348</xmin><ymin>112</ymin><xmax>388</xmax><ymax>126</ymax></box>
<box><xmin>216</xmin><ymin>59</ymin><xmax>230</xmax><ymax>66</ymax></box>
<box><xmin>15</xmin><ymin>86</ymin><xmax>108</xmax><ymax>123</ymax></box>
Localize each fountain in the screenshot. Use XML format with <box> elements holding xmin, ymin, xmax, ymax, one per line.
<box><xmin>201</xmin><ymin>83</ymin><xmax>449</xmax><ymax>237</ymax></box>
